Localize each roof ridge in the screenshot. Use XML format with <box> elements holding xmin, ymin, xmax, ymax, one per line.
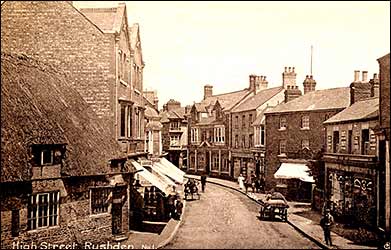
<box><xmin>209</xmin><ymin>88</ymin><xmax>249</xmax><ymax>97</ymax></box>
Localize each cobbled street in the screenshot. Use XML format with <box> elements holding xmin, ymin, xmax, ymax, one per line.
<box><xmin>164</xmin><ymin>183</ymin><xmax>319</xmax><ymax>249</ymax></box>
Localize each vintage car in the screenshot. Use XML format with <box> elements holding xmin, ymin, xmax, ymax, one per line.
<box><xmin>259</xmin><ymin>192</ymin><xmax>289</xmax><ymax>221</ymax></box>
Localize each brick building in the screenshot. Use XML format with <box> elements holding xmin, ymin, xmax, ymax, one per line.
<box><xmin>264</xmin><ymin>72</ymin><xmax>351</xmax><ymax>201</ymax></box>
<box><xmin>230</xmin><ymin>74</ymin><xmax>285</xmax><ymax>180</ymax></box>
<box><xmin>160</xmin><ymin>100</ymin><xmax>189</xmax><ymax>170</ymax></box>
<box><xmin>1</xmin><ymin>53</ymin><xmax>131</xmax><ymax>248</ymax></box>
<box><xmin>323</xmin><ymin>96</ymin><xmax>379</xmax><ymax>228</ymax></box>
<box><xmin>187</xmin><ymin>84</ymin><xmax>252</xmax><ymax>179</ymax></box>
<box><xmin>375</xmin><ymin>53</ymin><xmax>390</xmax><ymax>237</ymax></box>
<box><xmin>1</xmin><ymin>1</ymin><xmax>146</xmax><ymax>157</ymax></box>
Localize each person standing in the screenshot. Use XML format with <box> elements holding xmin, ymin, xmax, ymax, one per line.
<box><xmin>238</xmin><ymin>173</ymin><xmax>245</xmax><ymax>190</ymax></box>
<box><xmin>320</xmin><ymin>209</ymin><xmax>334</xmax><ymax>246</ymax></box>
<box><xmin>201</xmin><ymin>174</ymin><xmax>207</xmax><ymax>192</ymax></box>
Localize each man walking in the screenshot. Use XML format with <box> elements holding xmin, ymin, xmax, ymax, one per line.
<box><xmin>320</xmin><ymin>209</ymin><xmax>334</xmax><ymax>246</ymax></box>
<box><xmin>201</xmin><ymin>174</ymin><xmax>207</xmax><ymax>192</ymax></box>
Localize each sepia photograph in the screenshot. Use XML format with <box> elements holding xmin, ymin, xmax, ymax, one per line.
<box><xmin>1</xmin><ymin>1</ymin><xmax>390</xmax><ymax>249</ymax></box>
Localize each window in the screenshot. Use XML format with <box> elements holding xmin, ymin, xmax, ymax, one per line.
<box><xmin>191</xmin><ymin>128</ymin><xmax>199</xmax><ymax>143</ymax></box>
<box><xmin>120</xmin><ymin>104</ymin><xmax>133</xmax><ymax>138</ymax></box>
<box><xmin>279</xmin><ymin>117</ymin><xmax>287</xmax><ymax>130</ymax></box>
<box><xmin>249</xmin><ymin>134</ymin><xmax>254</xmax><ymax>148</ymax></box>
<box><xmin>260</xmin><ymin>125</ymin><xmax>265</xmax><ymax>146</ymax></box>
<box><xmin>249</xmin><ymin>114</ymin><xmax>253</xmax><ymax>126</ymax></box>
<box><xmin>361</xmin><ymin>129</ymin><xmax>370</xmax><ymax>155</ymax></box>
<box><xmin>28</xmin><ymin>192</ymin><xmax>59</xmax><ymax>230</ymax></box>
<box><xmin>333</xmin><ymin>131</ymin><xmax>339</xmax><ymax>153</ymax></box>
<box><xmin>170</xmin><ymin>135</ymin><xmax>180</xmax><ymax>147</ymax></box>
<box><xmin>302</xmin><ymin>139</ymin><xmax>310</xmax><ymax>149</ymax></box>
<box><xmin>242</xmin><ymin>135</ymin><xmax>246</xmax><ymax>148</ymax></box>
<box><xmin>170</xmin><ymin>121</ymin><xmax>180</xmax><ymax>130</ymax></box>
<box><xmin>221</xmin><ymin>158</ymin><xmax>229</xmax><ymax>172</ymax></box>
<box><xmin>235</xmin><ymin>116</ymin><xmax>239</xmax><ymax>129</ymax></box>
<box><xmin>212</xmin><ymin>155</ymin><xmax>219</xmax><ymax>171</ymax></box>
<box><xmin>242</xmin><ymin>115</ymin><xmax>246</xmax><ymax>128</ymax></box>
<box><xmin>41</xmin><ymin>149</ymin><xmax>53</xmax><ymax>165</ymax></box>
<box><xmin>90</xmin><ymin>187</ymin><xmax>111</xmax><ymax>215</ymax></box>
<box><xmin>301</xmin><ymin>115</ymin><xmax>310</xmax><ymax>129</ymax></box>
<box><xmin>214</xmin><ymin>126</ymin><xmax>225</xmax><ymax>143</ymax></box>
<box><xmin>235</xmin><ymin>135</ymin><xmax>239</xmax><ymax>148</ymax></box>
<box><xmin>279</xmin><ymin>140</ymin><xmax>286</xmax><ymax>155</ymax></box>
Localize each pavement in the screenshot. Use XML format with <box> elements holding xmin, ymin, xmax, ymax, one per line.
<box><xmin>122</xmin><ymin>174</ymin><xmax>377</xmax><ymax>249</ymax></box>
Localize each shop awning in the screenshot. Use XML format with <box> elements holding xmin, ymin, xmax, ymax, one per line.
<box><xmin>130</xmin><ymin>160</ymin><xmax>174</xmax><ymax>196</ymax></box>
<box><xmin>155</xmin><ymin>158</ymin><xmax>186</xmax><ymax>184</ymax></box>
<box><xmin>274</xmin><ymin>162</ymin><xmax>315</xmax><ymax>183</ymax></box>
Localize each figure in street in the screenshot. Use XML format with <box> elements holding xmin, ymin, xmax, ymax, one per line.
<box><xmin>238</xmin><ymin>173</ymin><xmax>245</xmax><ymax>190</ymax></box>
<box><xmin>320</xmin><ymin>209</ymin><xmax>334</xmax><ymax>246</ymax></box>
<box><xmin>201</xmin><ymin>174</ymin><xmax>207</xmax><ymax>192</ymax></box>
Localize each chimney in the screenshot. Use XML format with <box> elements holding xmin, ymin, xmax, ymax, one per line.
<box><xmin>284</xmin><ymin>85</ymin><xmax>302</xmax><ymax>103</ymax></box>
<box><xmin>369</xmin><ymin>73</ymin><xmax>380</xmax><ymax>98</ymax></box>
<box><xmin>166</xmin><ymin>99</ymin><xmax>181</xmax><ymax>111</ymax></box>
<box><xmin>260</xmin><ymin>76</ymin><xmax>268</xmax><ymax>90</ymax></box>
<box><xmin>204</xmin><ymin>85</ymin><xmax>213</xmax><ymax>100</ymax></box>
<box><xmin>282</xmin><ymin>66</ymin><xmax>297</xmax><ymax>89</ymax></box>
<box><xmin>249</xmin><ymin>75</ymin><xmax>257</xmax><ymax>91</ymax></box>
<box><xmin>362</xmin><ymin>71</ymin><xmax>368</xmax><ymax>82</ymax></box>
<box><xmin>303</xmin><ymin>75</ymin><xmax>316</xmax><ymax>94</ymax></box>
<box><xmin>350</xmin><ymin>70</ymin><xmax>372</xmax><ymax>105</ymax></box>
<box><xmin>354</xmin><ymin>70</ymin><xmax>360</xmax><ymax>82</ymax></box>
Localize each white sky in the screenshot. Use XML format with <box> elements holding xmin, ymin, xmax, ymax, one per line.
<box><xmin>73</xmin><ymin>1</ymin><xmax>390</xmax><ymax>109</ymax></box>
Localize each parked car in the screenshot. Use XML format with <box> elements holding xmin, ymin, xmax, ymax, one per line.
<box><xmin>259</xmin><ymin>192</ymin><xmax>289</xmax><ymax>221</ymax></box>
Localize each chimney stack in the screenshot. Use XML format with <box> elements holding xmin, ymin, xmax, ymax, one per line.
<box><xmin>362</xmin><ymin>71</ymin><xmax>368</xmax><ymax>82</ymax></box>
<box><xmin>249</xmin><ymin>75</ymin><xmax>257</xmax><ymax>91</ymax></box>
<box><xmin>204</xmin><ymin>85</ymin><xmax>213</xmax><ymax>100</ymax></box>
<box><xmin>303</xmin><ymin>75</ymin><xmax>316</xmax><ymax>94</ymax></box>
<box><xmin>350</xmin><ymin>70</ymin><xmax>372</xmax><ymax>105</ymax></box>
<box><xmin>284</xmin><ymin>84</ymin><xmax>302</xmax><ymax>103</ymax></box>
<box><xmin>282</xmin><ymin>66</ymin><xmax>297</xmax><ymax>89</ymax></box>
<box><xmin>369</xmin><ymin>73</ymin><xmax>380</xmax><ymax>98</ymax></box>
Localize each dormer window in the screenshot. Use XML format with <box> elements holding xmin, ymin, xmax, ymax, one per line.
<box><xmin>41</xmin><ymin>149</ymin><xmax>53</xmax><ymax>165</ymax></box>
<box><xmin>31</xmin><ymin>144</ymin><xmax>65</xmax><ymax>166</ymax></box>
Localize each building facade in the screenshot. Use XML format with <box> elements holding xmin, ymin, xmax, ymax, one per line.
<box><xmin>323</xmin><ymin>97</ymin><xmax>379</xmax><ymax>228</ymax></box>
<box><xmin>264</xmin><ymin>71</ymin><xmax>352</xmax><ymax>201</ymax></box>
<box><xmin>160</xmin><ymin>99</ymin><xmax>189</xmax><ymax>170</ymax></box>
<box><xmin>375</xmin><ymin>53</ymin><xmax>390</xmax><ymax>237</ymax></box>
<box><xmin>1</xmin><ymin>53</ymin><xmax>132</xmax><ymax>248</ymax></box>
<box><xmin>231</xmin><ymin>73</ymin><xmax>286</xmax><ymax>180</ymax></box>
<box><xmin>1</xmin><ymin>1</ymin><xmax>146</xmax><ymax>157</ymax></box>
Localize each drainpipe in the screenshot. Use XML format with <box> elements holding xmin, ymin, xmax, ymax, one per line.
<box><xmin>115</xmin><ymin>34</ymin><xmax>120</xmax><ymax>140</ymax></box>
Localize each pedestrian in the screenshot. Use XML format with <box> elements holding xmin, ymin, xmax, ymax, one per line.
<box><xmin>244</xmin><ymin>176</ymin><xmax>252</xmax><ymax>193</ymax></box>
<box><xmin>174</xmin><ymin>198</ymin><xmax>183</xmax><ymax>220</ymax></box>
<box><xmin>201</xmin><ymin>174</ymin><xmax>207</xmax><ymax>192</ymax></box>
<box><xmin>320</xmin><ymin>209</ymin><xmax>334</xmax><ymax>246</ymax></box>
<box><xmin>238</xmin><ymin>173</ymin><xmax>245</xmax><ymax>190</ymax></box>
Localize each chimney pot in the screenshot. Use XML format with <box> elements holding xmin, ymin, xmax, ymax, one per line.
<box><xmin>288</xmin><ymin>67</ymin><xmax>292</xmax><ymax>72</ymax></box>
<box><xmin>362</xmin><ymin>71</ymin><xmax>368</xmax><ymax>82</ymax></box>
<box><xmin>292</xmin><ymin>67</ymin><xmax>295</xmax><ymax>72</ymax></box>
<box><xmin>373</xmin><ymin>73</ymin><xmax>378</xmax><ymax>79</ymax></box>
<box><xmin>354</xmin><ymin>70</ymin><xmax>360</xmax><ymax>82</ymax></box>
<box><xmin>285</xmin><ymin>67</ymin><xmax>287</xmax><ymax>72</ymax></box>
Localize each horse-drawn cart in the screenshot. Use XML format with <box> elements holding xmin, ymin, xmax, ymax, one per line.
<box><xmin>184</xmin><ymin>179</ymin><xmax>200</xmax><ymax>200</ymax></box>
<box><xmin>259</xmin><ymin>192</ymin><xmax>289</xmax><ymax>222</ymax></box>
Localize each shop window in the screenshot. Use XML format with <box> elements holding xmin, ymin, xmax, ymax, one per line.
<box><xmin>28</xmin><ymin>192</ymin><xmax>59</xmax><ymax>230</ymax></box>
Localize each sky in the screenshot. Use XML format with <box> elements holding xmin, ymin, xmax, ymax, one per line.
<box><xmin>73</xmin><ymin>1</ymin><xmax>390</xmax><ymax>109</ymax></box>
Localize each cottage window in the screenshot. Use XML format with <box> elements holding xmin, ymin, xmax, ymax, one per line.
<box><xmin>301</xmin><ymin>116</ymin><xmax>310</xmax><ymax>129</ymax></box>
<box><xmin>90</xmin><ymin>187</ymin><xmax>111</xmax><ymax>215</ymax></box>
<box><xmin>279</xmin><ymin>117</ymin><xmax>287</xmax><ymax>130</ymax></box>
<box><xmin>28</xmin><ymin>192</ymin><xmax>59</xmax><ymax>230</ymax></box>
<box><xmin>41</xmin><ymin>149</ymin><xmax>53</xmax><ymax>165</ymax></box>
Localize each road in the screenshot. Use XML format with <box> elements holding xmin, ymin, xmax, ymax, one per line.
<box><xmin>164</xmin><ymin>183</ymin><xmax>319</xmax><ymax>249</ymax></box>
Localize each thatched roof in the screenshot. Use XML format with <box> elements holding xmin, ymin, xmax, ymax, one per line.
<box><xmin>1</xmin><ymin>53</ymin><xmax>124</xmax><ymax>182</ymax></box>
